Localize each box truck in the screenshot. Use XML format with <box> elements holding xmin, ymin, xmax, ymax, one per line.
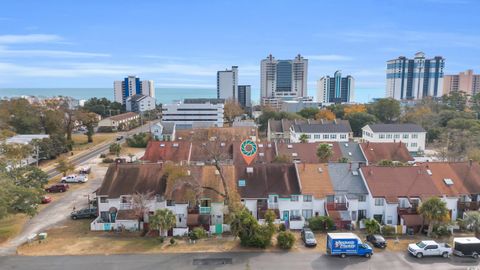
<box><xmin>326</xmin><ymin>233</ymin><xmax>373</xmax><ymax>258</ymax></box>
<box><xmin>453</xmin><ymin>237</ymin><xmax>480</xmax><ymax>259</ymax></box>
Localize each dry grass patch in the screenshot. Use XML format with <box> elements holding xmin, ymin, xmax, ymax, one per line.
<box><xmin>72</xmin><ymin>133</ymin><xmax>116</xmax><ymax>151</ymax></box>
<box><xmin>0</xmin><ymin>214</ymin><xmax>29</xmax><ymax>244</ymax></box>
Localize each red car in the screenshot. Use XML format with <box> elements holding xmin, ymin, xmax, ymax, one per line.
<box><xmin>41</xmin><ymin>195</ymin><xmax>52</xmax><ymax>204</ymax></box>
<box><xmin>45</xmin><ymin>183</ymin><xmax>69</xmax><ymax>193</ymax></box>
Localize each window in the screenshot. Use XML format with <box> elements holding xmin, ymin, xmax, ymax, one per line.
<box><xmin>100</xmin><ymin>197</ymin><xmax>108</xmax><ymax>203</ymax></box>
<box><xmin>330</xmin><ymin>134</ymin><xmax>337</xmax><ymax>139</ymax></box>
<box><xmin>314</xmin><ymin>134</ymin><xmax>321</xmax><ymax>139</ymax></box>
<box><xmin>358</xmin><ymin>195</ymin><xmax>366</xmax><ymax>202</ymax></box>
<box><xmin>340</xmin><ymin>134</ymin><xmax>347</xmax><ymax>139</ymax></box>
<box><xmin>291</xmin><ymin>195</ymin><xmax>299</xmax><ymax>202</ymax></box>
<box><xmin>386</xmin><ymin>134</ymin><xmax>393</xmax><ymax>139</ymax></box>
<box><xmin>386</xmin><ymin>215</ymin><xmax>393</xmax><ymax>224</ymax></box>
<box><xmin>403</xmin><ymin>134</ymin><xmax>409</xmax><ymax>139</ymax></box>
<box><xmin>351</xmin><ymin>211</ymin><xmax>357</xmax><ymax>221</ymax></box>
<box><xmin>412</xmin><ymin>134</ymin><xmax>418</xmax><ymax>139</ymax></box>
<box><xmin>290</xmin><ymin>210</ymin><xmax>301</xmax><ymax>220</ymax></box>
<box><xmin>374</xmin><ymin>198</ymin><xmax>384</xmax><ymax>206</ymax></box>
<box><xmin>379</xmin><ymin>134</ymin><xmax>385</xmax><ymax>139</ymax></box>
<box><xmin>302</xmin><ymin>209</ymin><xmax>313</xmax><ymax>219</ymax></box>
<box><xmin>303</xmin><ymin>195</ymin><xmax>313</xmax><ymax>202</ymax></box>
<box><xmin>323</xmin><ymin>134</ymin><xmax>329</xmax><ymax>139</ymax></box>
<box><xmin>394</xmin><ymin>134</ymin><xmax>400</xmax><ymax>139</ymax></box>
<box><xmin>167</xmin><ymin>200</ymin><xmax>175</xmax><ymax>206</ymax></box>
<box><xmin>411</xmin><ymin>142</ymin><xmax>417</xmax><ymax>148</ymax></box>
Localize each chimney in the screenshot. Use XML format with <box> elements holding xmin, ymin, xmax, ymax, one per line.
<box><xmin>349</xmin><ymin>162</ymin><xmax>352</xmax><ymax>171</ymax></box>
<box><xmin>470</xmin><ymin>159</ymin><xmax>473</xmax><ymax>167</ymax></box>
<box><xmin>303</xmin><ymin>162</ymin><xmax>306</xmax><ymax>171</ymax></box>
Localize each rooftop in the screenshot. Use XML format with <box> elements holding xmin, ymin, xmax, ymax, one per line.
<box><xmin>296</xmin><ymin>163</ymin><xmax>334</xmax><ymax>199</ymax></box>
<box><xmin>328</xmin><ymin>163</ymin><xmax>368</xmax><ymax>197</ymax></box>
<box><xmin>275</xmin><ymin>142</ymin><xmax>343</xmax><ymax>163</ymax></box>
<box><xmin>359</xmin><ymin>142</ymin><xmax>414</xmax><ymax>164</ymax></box>
<box><xmin>418</xmin><ymin>162</ymin><xmax>470</xmax><ymax>197</ymax></box>
<box><xmin>109</xmin><ymin>112</ymin><xmax>139</xmax><ymax>121</ymax></box>
<box><xmin>292</xmin><ymin>121</ymin><xmax>352</xmax><ymax>134</ymax></box>
<box><xmin>5</xmin><ymin>134</ymin><xmax>49</xmax><ymax>144</ymax></box>
<box><xmin>365</xmin><ymin>123</ymin><xmax>426</xmax><ymax>133</ymax></box>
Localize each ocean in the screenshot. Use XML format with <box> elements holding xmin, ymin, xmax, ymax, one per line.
<box><xmin>0</xmin><ymin>87</ymin><xmax>382</xmax><ymax>104</ymax></box>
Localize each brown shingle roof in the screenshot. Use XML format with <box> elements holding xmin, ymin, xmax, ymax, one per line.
<box><xmin>141</xmin><ymin>141</ymin><xmax>191</xmax><ymax>163</ymax></box>
<box><xmin>108</xmin><ymin>112</ymin><xmax>138</xmax><ymax>121</ymax></box>
<box><xmin>360</xmin><ymin>166</ymin><xmax>442</xmax><ymax>203</ymax></box>
<box><xmin>232</xmin><ymin>141</ymin><xmax>276</xmax><ymax>165</ymax></box>
<box><xmin>235</xmin><ymin>164</ymin><xmax>300</xmax><ymax>198</ymax></box>
<box><xmin>449</xmin><ymin>161</ymin><xmax>480</xmax><ymax>194</ymax></box>
<box><xmin>296</xmin><ymin>163</ymin><xmax>334</xmax><ymax>198</ymax></box>
<box><xmin>276</xmin><ymin>142</ymin><xmax>342</xmax><ymax>163</ymax></box>
<box><xmin>97</xmin><ymin>163</ymin><xmax>166</xmax><ymax>197</ymax></box>
<box><xmin>418</xmin><ymin>162</ymin><xmax>470</xmax><ymax>197</ymax></box>
<box><xmin>359</xmin><ymin>142</ymin><xmax>414</xmax><ymax>164</ymax></box>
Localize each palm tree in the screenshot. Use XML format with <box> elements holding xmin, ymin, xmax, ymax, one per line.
<box><xmin>109</xmin><ymin>143</ymin><xmax>121</xmax><ymax>157</ymax></box>
<box><xmin>461</xmin><ymin>211</ymin><xmax>480</xmax><ymax>237</ymax></box>
<box><xmin>149</xmin><ymin>209</ymin><xmax>177</xmax><ymax>238</ymax></box>
<box><xmin>316</xmin><ymin>144</ymin><xmax>333</xmax><ymax>163</ymax></box>
<box><xmin>418</xmin><ymin>197</ymin><xmax>449</xmax><ymax>237</ymax></box>
<box><xmin>56</xmin><ymin>157</ymin><xmax>74</xmax><ymax>177</ymax></box>
<box><xmin>299</xmin><ymin>134</ymin><xmax>309</xmax><ymax>143</ymax></box>
<box><xmin>364</xmin><ymin>218</ymin><xmax>381</xmax><ymax>235</ymax></box>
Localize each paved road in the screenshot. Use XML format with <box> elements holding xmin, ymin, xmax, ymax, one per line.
<box><xmin>0</xmin><ymin>252</ymin><xmax>479</xmax><ymax>270</ymax></box>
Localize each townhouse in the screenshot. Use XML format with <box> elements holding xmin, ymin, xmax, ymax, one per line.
<box><xmin>290</xmin><ymin>120</ymin><xmax>352</xmax><ymax>143</ymax></box>
<box><xmin>361</xmin><ymin>123</ymin><xmax>426</xmax><ymax>153</ymax></box>
<box><xmin>97</xmin><ymin>112</ymin><xmax>140</xmax><ymax>131</ymax></box>
<box><xmin>447</xmin><ymin>161</ymin><xmax>480</xmax><ymax>217</ymax></box>
<box><xmin>275</xmin><ymin>142</ymin><xmax>343</xmax><ymax>163</ymax></box>
<box><xmin>150</xmin><ymin>121</ymin><xmax>176</xmax><ymax>141</ymax></box>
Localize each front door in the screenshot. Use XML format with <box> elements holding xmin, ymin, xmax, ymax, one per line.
<box><xmin>283</xmin><ymin>210</ymin><xmax>289</xmax><ymax>221</ymax></box>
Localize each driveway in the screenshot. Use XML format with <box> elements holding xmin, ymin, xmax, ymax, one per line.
<box><xmin>0</xmin><ymin>160</ymin><xmax>106</xmax><ymax>256</ymax></box>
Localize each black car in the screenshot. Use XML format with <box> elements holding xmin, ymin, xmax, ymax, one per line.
<box><xmin>70</xmin><ymin>208</ymin><xmax>98</xmax><ymax>220</ymax></box>
<box><xmin>301</xmin><ymin>228</ymin><xmax>317</xmax><ymax>247</ymax></box>
<box><xmin>366</xmin><ymin>234</ymin><xmax>387</xmax><ymax>248</ymax></box>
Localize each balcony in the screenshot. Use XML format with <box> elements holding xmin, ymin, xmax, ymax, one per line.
<box><xmin>326</xmin><ymin>202</ymin><xmax>348</xmax><ymax>211</ymax></box>
<box><xmin>119</xmin><ymin>203</ymin><xmax>132</xmax><ymax>210</ymax></box>
<box><xmin>458</xmin><ymin>201</ymin><xmax>480</xmax><ymax>211</ymax></box>
<box><xmin>199</xmin><ymin>207</ymin><xmax>211</xmax><ymax>215</ymax></box>
<box><xmin>398</xmin><ymin>207</ymin><xmax>417</xmax><ymax>215</ymax></box>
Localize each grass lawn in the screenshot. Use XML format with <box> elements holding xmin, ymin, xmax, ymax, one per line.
<box><xmin>71</xmin><ymin>133</ymin><xmax>116</xmax><ymax>152</ymax></box>
<box><xmin>0</xmin><ymin>214</ymin><xmax>29</xmax><ymax>245</ymax></box>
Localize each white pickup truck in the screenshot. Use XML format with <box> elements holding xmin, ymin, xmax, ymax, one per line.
<box><xmin>408</xmin><ymin>240</ymin><xmax>452</xmax><ymax>258</ymax></box>
<box><xmin>61</xmin><ymin>174</ymin><xmax>88</xmax><ymax>183</ymax></box>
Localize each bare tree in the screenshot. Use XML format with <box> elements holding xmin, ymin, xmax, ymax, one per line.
<box><xmin>131</xmin><ymin>191</ymin><xmax>154</xmax><ymax>232</ymax></box>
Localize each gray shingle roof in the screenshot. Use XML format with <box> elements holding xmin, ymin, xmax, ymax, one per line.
<box><xmin>337</xmin><ymin>142</ymin><xmax>366</xmax><ymax>163</ymax></box>
<box><xmin>367</xmin><ymin>123</ymin><xmax>426</xmax><ymax>133</ymax></box>
<box><xmin>327</xmin><ymin>163</ymin><xmax>368</xmax><ymax>198</ymax></box>
<box><xmin>292</xmin><ymin>122</ymin><xmax>352</xmax><ymax>133</ymax></box>
<box><xmin>159</xmin><ymin>121</ymin><xmax>175</xmax><ymax>135</ymax></box>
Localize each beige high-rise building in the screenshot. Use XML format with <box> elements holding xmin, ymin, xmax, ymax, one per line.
<box><xmin>443</xmin><ymin>69</ymin><xmax>480</xmax><ymax>96</ymax></box>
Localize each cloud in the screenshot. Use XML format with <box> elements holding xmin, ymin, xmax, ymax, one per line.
<box><xmin>306</xmin><ymin>54</ymin><xmax>353</xmax><ymax>61</ymax></box>
<box><xmin>0</xmin><ymin>34</ymin><xmax>62</xmax><ymax>44</ymax></box>
<box><xmin>0</xmin><ymin>47</ymin><xmax>110</xmax><ymax>58</ymax></box>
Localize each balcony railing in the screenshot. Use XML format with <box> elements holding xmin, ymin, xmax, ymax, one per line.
<box><xmin>268</xmin><ymin>203</ymin><xmax>279</xmax><ymax>209</ymax></box>
<box><xmin>458</xmin><ymin>201</ymin><xmax>480</xmax><ymax>211</ymax></box>
<box><xmin>326</xmin><ymin>202</ymin><xmax>348</xmax><ymax>211</ymax></box>
<box><xmin>398</xmin><ymin>207</ymin><xmax>417</xmax><ymax>215</ymax></box>
<box><xmin>199</xmin><ymin>207</ymin><xmax>211</xmax><ymax>214</ymax></box>
<box><xmin>119</xmin><ymin>203</ymin><xmax>132</xmax><ymax>210</ymax></box>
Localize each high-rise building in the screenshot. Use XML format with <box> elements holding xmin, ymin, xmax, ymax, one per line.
<box><xmin>260</xmin><ymin>54</ymin><xmax>308</xmax><ymax>105</ymax></box>
<box><xmin>317</xmin><ymin>70</ymin><xmax>354</xmax><ymax>103</ymax></box>
<box><xmin>114</xmin><ymin>76</ymin><xmax>155</xmax><ymax>105</ymax></box>
<box><xmin>443</xmin><ymin>69</ymin><xmax>480</xmax><ymax>96</ymax></box>
<box><xmin>162</xmin><ymin>98</ymin><xmax>224</xmax><ymax>129</ymax></box>
<box><xmin>237</xmin><ymin>85</ymin><xmax>251</xmax><ymax>109</ymax></box>
<box><xmin>386</xmin><ymin>52</ymin><xmax>445</xmax><ymax>100</ymax></box>
<box><xmin>217</xmin><ymin>66</ymin><xmax>238</xmax><ymax>100</ymax></box>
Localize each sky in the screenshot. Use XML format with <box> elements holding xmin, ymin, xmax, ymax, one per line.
<box><xmin>0</xmin><ymin>0</ymin><xmax>479</xmax><ymax>102</ymax></box>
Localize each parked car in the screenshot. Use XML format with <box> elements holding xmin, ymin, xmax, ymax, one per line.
<box><xmin>116</xmin><ymin>135</ymin><xmax>124</xmax><ymax>141</ymax></box>
<box><xmin>41</xmin><ymin>195</ymin><xmax>52</xmax><ymax>204</ymax></box>
<box><xmin>408</xmin><ymin>240</ymin><xmax>452</xmax><ymax>258</ymax></box>
<box><xmin>45</xmin><ymin>183</ymin><xmax>69</xmax><ymax>193</ymax></box>
<box><xmin>70</xmin><ymin>208</ymin><xmax>98</xmax><ymax>220</ymax></box>
<box><xmin>327</xmin><ymin>233</ymin><xmax>373</xmax><ymax>258</ymax></box>
<box><xmin>453</xmin><ymin>237</ymin><xmax>480</xmax><ymax>259</ymax></box>
<box><xmin>366</xmin><ymin>234</ymin><xmax>387</xmax><ymax>248</ymax></box>
<box><xmin>301</xmin><ymin>228</ymin><xmax>317</xmax><ymax>247</ymax></box>
<box><xmin>61</xmin><ymin>174</ymin><xmax>88</xmax><ymax>183</ymax></box>
<box><xmin>79</xmin><ymin>166</ymin><xmax>91</xmax><ymax>175</ymax></box>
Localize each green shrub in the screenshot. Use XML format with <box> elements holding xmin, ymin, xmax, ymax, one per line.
<box><xmin>102</xmin><ymin>158</ymin><xmax>114</xmax><ymax>163</ymax></box>
<box><xmin>189</xmin><ymin>227</ymin><xmax>207</xmax><ymax>240</ymax></box>
<box><xmin>230</xmin><ymin>208</ymin><xmax>274</xmax><ymax>249</ymax></box>
<box><xmin>99</xmin><ymin>153</ymin><xmax>106</xmax><ymax>158</ymax></box>
<box><xmin>278</xmin><ymin>223</ymin><xmax>286</xmax><ymax>232</ymax></box>
<box><xmin>308</xmin><ymin>216</ymin><xmax>334</xmax><ymax>231</ymax></box>
<box><xmin>381</xmin><ymin>225</ymin><xmax>396</xmax><ymax>236</ymax></box>
<box><xmin>432</xmin><ymin>225</ymin><xmax>451</xmax><ymax>238</ymax></box>
<box><xmin>277</xmin><ymin>231</ymin><xmax>295</xmax><ymax>249</ymax></box>
<box><xmin>126</xmin><ymin>132</ymin><xmax>151</xmax><ymax>148</ymax></box>
<box><xmin>158</xmin><ymin>236</ymin><xmax>165</xmax><ymax>244</ymax></box>
<box><xmin>364</xmin><ymin>218</ymin><xmax>381</xmax><ymax>235</ymax></box>
<box><xmin>170</xmin><ymin>238</ymin><xmax>175</xmax><ymax>245</ymax></box>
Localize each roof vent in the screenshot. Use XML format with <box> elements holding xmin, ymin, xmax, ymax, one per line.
<box><xmin>187</xmin><ymin>170</ymin><xmax>191</xmax><ymax>176</ymax></box>
<box><xmin>246</xmin><ymin>167</ymin><xmax>254</xmax><ymax>173</ymax></box>
<box><xmin>259</xmin><ymin>152</ymin><xmax>265</xmax><ymax>157</ymax></box>
<box><xmin>220</xmin><ymin>142</ymin><xmax>226</xmax><ymax>147</ymax></box>
<box><xmin>178</xmin><ymin>137</ymin><xmax>183</xmax><ymax>140</ymax></box>
<box><xmin>287</xmin><ymin>144</ymin><xmax>293</xmax><ymax>149</ymax></box>
<box><xmin>268</xmin><ymin>144</ymin><xmax>272</xmax><ymax>148</ymax></box>
<box><xmin>426</xmin><ymin>169</ymin><xmax>432</xmax><ymax>175</ymax></box>
<box><xmin>259</xmin><ymin>144</ymin><xmax>264</xmax><ymax>148</ymax></box>
<box><xmin>292</xmin><ymin>153</ymin><xmax>298</xmax><ymax>157</ymax></box>
<box><xmin>352</xmin><ymin>171</ymin><xmax>359</xmax><ymax>176</ymax></box>
<box><xmin>345</xmin><ymin>143</ymin><xmax>349</xmax><ymax>147</ymax></box>
<box><xmin>215</xmin><ymin>170</ymin><xmax>220</xmax><ymax>175</ymax></box>
<box><xmin>173</xmin><ymin>143</ymin><xmax>179</xmax><ymax>147</ymax></box>
<box><xmin>348</xmin><ymin>152</ymin><xmax>352</xmax><ymax>156</ymax></box>
<box><xmin>160</xmin><ymin>143</ymin><xmax>165</xmax><ymax>147</ymax></box>
<box><xmin>444</xmin><ymin>178</ymin><xmax>454</xmax><ymax>185</ymax></box>
<box><xmin>370</xmin><ymin>148</ymin><xmax>374</xmax><ymax>151</ymax></box>
<box><xmin>318</xmin><ymin>167</ymin><xmax>323</xmax><ymax>173</ymax></box>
